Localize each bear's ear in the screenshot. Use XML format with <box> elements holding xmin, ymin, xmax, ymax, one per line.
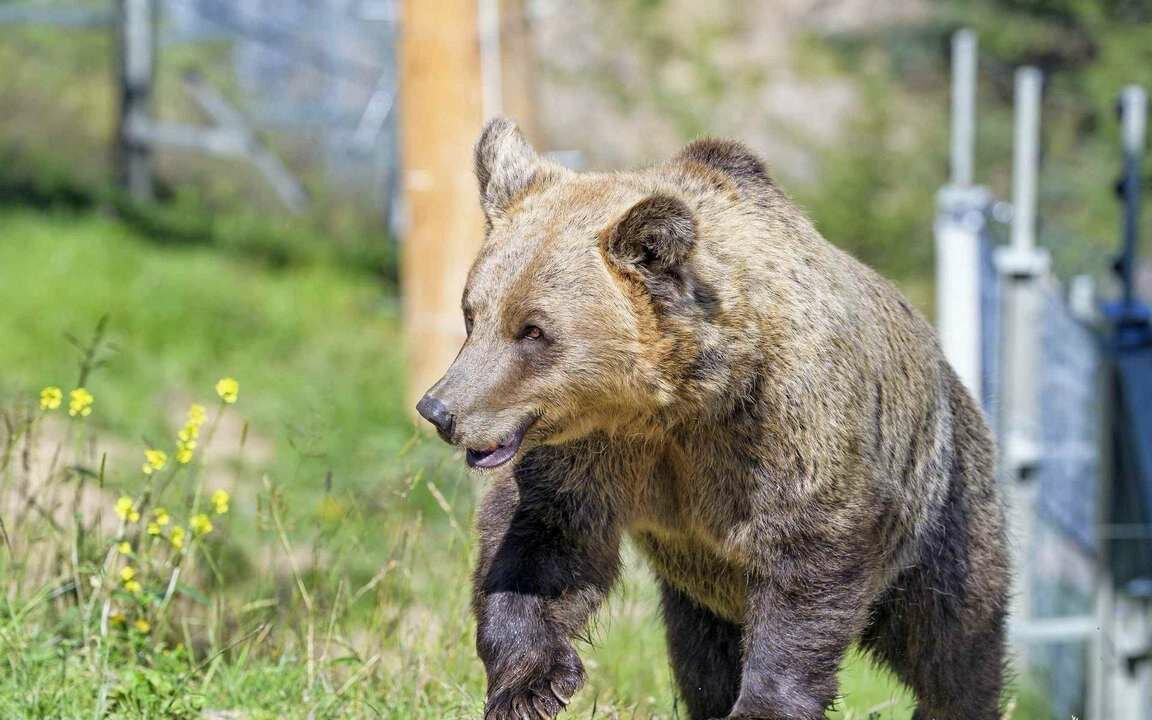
<box><xmin>474</xmin><ymin>117</ymin><xmax>542</xmax><ymax>218</ymax></box>
<box><xmin>604</xmin><ymin>194</ymin><xmax>696</xmax><ymax>276</ymax></box>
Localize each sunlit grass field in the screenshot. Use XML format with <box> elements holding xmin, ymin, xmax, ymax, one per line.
<box><xmin>0</xmin><ymin>209</ymin><xmax>1037</xmax><ymax>718</ymax></box>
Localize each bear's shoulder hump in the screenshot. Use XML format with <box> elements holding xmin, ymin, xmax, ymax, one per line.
<box><xmin>673</xmin><ymin>139</ymin><xmax>774</xmax><ymax>189</ymax></box>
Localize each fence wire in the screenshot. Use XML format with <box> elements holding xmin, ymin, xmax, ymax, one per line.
<box><xmin>164</xmin><ymin>0</ymin><xmax>400</xmax><ymax>214</ymax></box>
<box><xmin>979</xmin><ymin>231</ymin><xmax>1105</xmax><ymax>717</ymax></box>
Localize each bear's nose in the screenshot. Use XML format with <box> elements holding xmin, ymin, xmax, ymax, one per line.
<box><xmin>416</xmin><ymin>394</ymin><xmax>455</xmax><ymax>441</ymax></box>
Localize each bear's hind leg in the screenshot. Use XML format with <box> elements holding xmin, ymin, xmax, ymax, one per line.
<box><xmin>861</xmin><ymin>475</ymin><xmax>1009</xmax><ymax>720</ymax></box>
<box><xmin>862</xmin><ymin>378</ymin><xmax>1011</xmax><ymax>720</ymax></box>
<box><xmin>659</xmin><ymin>580</ymin><xmax>743</xmax><ymax>720</ymax></box>
<box><xmin>863</xmin><ymin>572</ymin><xmax>1007</xmax><ymax>720</ymax></box>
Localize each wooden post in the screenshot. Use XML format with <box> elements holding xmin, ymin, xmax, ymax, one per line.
<box><xmin>499</xmin><ymin>0</ymin><xmax>538</xmax><ymax>143</ymax></box>
<box><xmin>116</xmin><ymin>0</ymin><xmax>157</xmax><ymax>202</ymax></box>
<box><xmin>399</xmin><ymin>0</ymin><xmax>486</xmax><ymax>410</ymax></box>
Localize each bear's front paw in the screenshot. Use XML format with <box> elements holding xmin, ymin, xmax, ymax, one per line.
<box><xmin>483</xmin><ymin>643</ymin><xmax>584</xmax><ymax>719</ymax></box>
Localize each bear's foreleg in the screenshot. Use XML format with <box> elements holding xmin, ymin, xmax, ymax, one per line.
<box><xmin>659</xmin><ymin>580</ymin><xmax>743</xmax><ymax>720</ymax></box>
<box><xmin>472</xmin><ymin>460</ymin><xmax>621</xmax><ymax>720</ymax></box>
<box><xmin>724</xmin><ymin>552</ymin><xmax>878</xmax><ymax>720</ymax></box>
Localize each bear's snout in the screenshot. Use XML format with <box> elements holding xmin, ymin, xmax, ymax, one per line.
<box><xmin>416</xmin><ymin>394</ymin><xmax>456</xmax><ymax>442</ymax></box>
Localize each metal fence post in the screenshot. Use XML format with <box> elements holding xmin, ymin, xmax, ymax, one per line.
<box><xmin>1118</xmin><ymin>86</ymin><xmax>1146</xmax><ymax>314</ymax></box>
<box><xmin>997</xmin><ymin>67</ymin><xmax>1049</xmax><ymax>475</ymax></box>
<box><xmin>950</xmin><ymin>29</ymin><xmax>976</xmax><ymax>188</ymax></box>
<box><xmin>935</xmin><ymin>186</ymin><xmax>990</xmax><ymax>401</ymax></box>
<box><xmin>996</xmin><ymin>64</ymin><xmax>1051</xmax><ymax>679</ymax></box>
<box><xmin>116</xmin><ymin>0</ymin><xmax>157</xmax><ymax>202</ymax></box>
<box><xmin>935</xmin><ymin>29</ymin><xmax>987</xmax><ymax>402</ymax></box>
<box><xmin>1104</xmin><ymin>83</ymin><xmax>1152</xmax><ymax>720</ymax></box>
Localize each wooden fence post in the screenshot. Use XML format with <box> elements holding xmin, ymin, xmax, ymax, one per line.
<box><xmin>499</xmin><ymin>0</ymin><xmax>538</xmax><ymax>143</ymax></box>
<box><xmin>399</xmin><ymin>0</ymin><xmax>486</xmax><ymax>412</ymax></box>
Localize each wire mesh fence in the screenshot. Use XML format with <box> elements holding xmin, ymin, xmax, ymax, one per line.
<box><xmin>1026</xmin><ymin>282</ymin><xmax>1105</xmax><ymax>719</ymax></box>
<box><xmin>969</xmin><ymin>198</ymin><xmax>1106</xmax><ymax>718</ymax></box>
<box><xmin>163</xmin><ymin>0</ymin><xmax>401</xmax><ymax>216</ymax></box>
<box><xmin>0</xmin><ymin>0</ymin><xmax>402</xmax><ymax>220</ymax></box>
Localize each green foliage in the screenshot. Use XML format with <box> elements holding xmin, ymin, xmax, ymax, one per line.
<box><xmin>799</xmin><ymin>63</ymin><xmax>941</xmax><ymax>286</ymax></box>
<box><xmin>561</xmin><ymin>1</ymin><xmax>764</xmax><ymax>140</ymax></box>
<box><xmin>114</xmin><ymin>189</ymin><xmax>398</xmax><ymax>278</ymax></box>
<box><xmin>107</xmin><ymin>658</ymin><xmax>207</xmax><ymax>719</ymax></box>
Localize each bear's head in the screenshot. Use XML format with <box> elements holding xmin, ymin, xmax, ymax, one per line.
<box><xmin>417</xmin><ymin>118</ymin><xmax>730</xmax><ymax>469</ymax></box>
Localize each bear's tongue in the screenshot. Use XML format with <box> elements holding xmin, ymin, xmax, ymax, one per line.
<box><xmin>466</xmin><ymin>424</ymin><xmax>529</xmax><ymax>469</ymax></box>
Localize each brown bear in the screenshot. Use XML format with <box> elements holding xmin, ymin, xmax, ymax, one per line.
<box><xmin>416</xmin><ymin>118</ymin><xmax>1010</xmax><ymax>720</ymax></box>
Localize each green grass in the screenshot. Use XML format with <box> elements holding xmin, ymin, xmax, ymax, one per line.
<box><xmin>0</xmin><ymin>208</ymin><xmax>1043</xmax><ymax>718</ymax></box>
<box><xmin>0</xmin><ymin>208</ymin><xmax>408</xmax><ymax>480</ymax></box>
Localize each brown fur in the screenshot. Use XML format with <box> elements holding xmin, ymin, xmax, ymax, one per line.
<box><xmin>418</xmin><ymin>118</ymin><xmax>1010</xmax><ymax>720</ymax></box>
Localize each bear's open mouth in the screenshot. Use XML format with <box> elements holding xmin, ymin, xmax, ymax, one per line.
<box><xmin>466</xmin><ymin>416</ymin><xmax>537</xmax><ymax>469</ymax></box>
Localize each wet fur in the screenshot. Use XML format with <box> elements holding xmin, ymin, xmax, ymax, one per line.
<box><xmin>436</xmin><ymin>119</ymin><xmax>1010</xmax><ymax>719</ymax></box>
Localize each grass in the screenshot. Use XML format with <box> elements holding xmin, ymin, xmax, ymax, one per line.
<box><xmin>0</xmin><ymin>208</ymin><xmax>1041</xmax><ymax>718</ymax></box>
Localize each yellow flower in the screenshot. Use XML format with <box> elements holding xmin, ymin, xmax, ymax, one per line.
<box><xmin>187</xmin><ymin>403</ymin><xmax>207</xmax><ymax>426</ymax></box>
<box><xmin>124</xmin><ymin>580</ymin><xmax>142</xmax><ymax>595</ymax></box>
<box><xmin>129</xmin><ymin>510</ymin><xmax>140</xmax><ymax>523</ymax></box>
<box><xmin>215</xmin><ymin>377</ymin><xmax>239</xmax><ymax>404</ymax></box>
<box><xmin>169</xmin><ymin>526</ymin><xmax>186</xmax><ymax>549</ymax></box>
<box><xmin>142</xmin><ymin>448</ymin><xmax>168</xmax><ymax>475</ymax></box>
<box><xmin>68</xmin><ymin>388</ymin><xmax>94</xmax><ymax>417</ymax></box>
<box><xmin>120</xmin><ymin>566</ymin><xmax>136</xmax><ymax>582</ymax></box>
<box><xmin>110</xmin><ymin>612</ymin><xmax>126</xmax><ymax>625</ymax></box>
<box><xmin>175</xmin><ymin>403</ymin><xmax>206</xmax><ymax>464</ymax></box>
<box><xmin>117</xmin><ymin>542</ymin><xmax>132</xmax><ymax>555</ymax></box>
<box><xmin>190</xmin><ymin>514</ymin><xmax>213</xmax><ymax>536</ymax></box>
<box><xmin>146</xmin><ymin>522</ymin><xmax>160</xmax><ymax>536</ymax></box>
<box><xmin>211</xmin><ymin>489</ymin><xmax>230</xmax><ymax>515</ymax></box>
<box><xmin>175</xmin><ymin>435</ymin><xmax>196</xmax><ymax>464</ymax></box>
<box><xmin>115</xmin><ymin>496</ymin><xmax>134</xmax><ymax>520</ymax></box>
<box><xmin>133</xmin><ymin>618</ymin><xmax>151</xmax><ymax>633</ymax></box>
<box><xmin>154</xmin><ymin>508</ymin><xmax>170</xmax><ymax>526</ymax></box>
<box><xmin>39</xmin><ymin>386</ymin><xmax>62</xmax><ymax>410</ymax></box>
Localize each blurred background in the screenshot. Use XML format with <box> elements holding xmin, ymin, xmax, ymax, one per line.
<box><xmin>1</xmin><ymin>0</ymin><xmax>1151</xmax><ymax>718</ymax></box>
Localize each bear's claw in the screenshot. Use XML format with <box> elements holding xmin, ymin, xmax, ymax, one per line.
<box><xmin>483</xmin><ymin>656</ymin><xmax>583</xmax><ymax>720</ymax></box>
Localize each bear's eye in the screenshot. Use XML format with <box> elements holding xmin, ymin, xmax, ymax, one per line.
<box><xmin>519</xmin><ymin>325</ymin><xmax>544</xmax><ymax>341</ymax></box>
